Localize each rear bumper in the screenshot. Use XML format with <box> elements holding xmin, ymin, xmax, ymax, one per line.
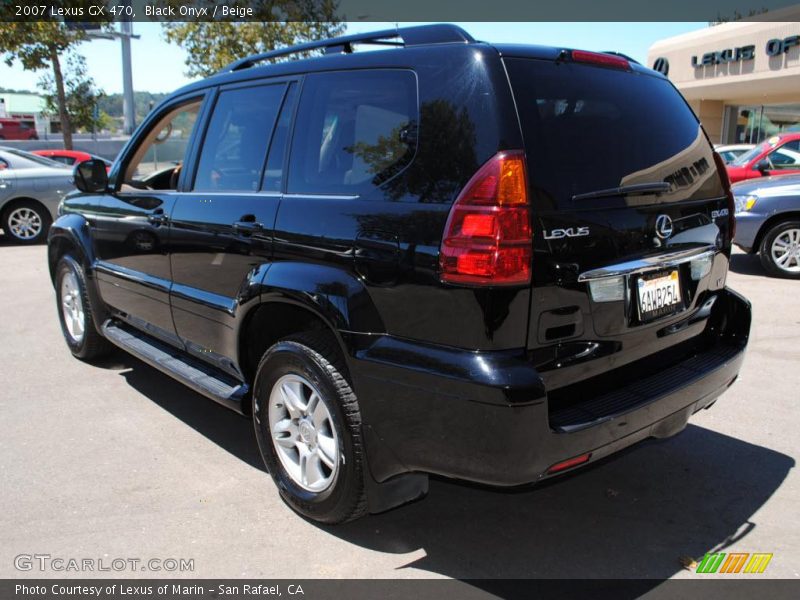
<box><xmin>347</xmin><ymin>287</ymin><xmax>750</xmax><ymax>486</ymax></box>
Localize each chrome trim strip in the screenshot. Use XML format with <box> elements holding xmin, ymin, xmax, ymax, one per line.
<box><xmin>577</xmin><ymin>245</ymin><xmax>717</xmax><ymax>282</ymax></box>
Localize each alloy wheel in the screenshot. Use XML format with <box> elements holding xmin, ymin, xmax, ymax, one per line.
<box><xmin>267</xmin><ymin>373</ymin><xmax>340</xmax><ymax>493</ymax></box>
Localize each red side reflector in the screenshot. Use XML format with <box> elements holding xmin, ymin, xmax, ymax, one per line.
<box><xmin>439</xmin><ymin>151</ymin><xmax>532</xmax><ymax>286</ymax></box>
<box><xmin>547</xmin><ymin>453</ymin><xmax>591</xmax><ymax>474</ymax></box>
<box><xmin>571</xmin><ymin>49</ymin><xmax>630</xmax><ymax>70</ymax></box>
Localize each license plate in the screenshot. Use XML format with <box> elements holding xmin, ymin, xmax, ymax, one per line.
<box><xmin>637</xmin><ymin>270</ymin><xmax>682</xmax><ymax>321</ymax></box>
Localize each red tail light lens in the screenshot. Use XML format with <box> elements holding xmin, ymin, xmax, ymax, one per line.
<box><xmin>571</xmin><ymin>49</ymin><xmax>630</xmax><ymax>70</ymax></box>
<box><xmin>547</xmin><ymin>453</ymin><xmax>591</xmax><ymax>475</ymax></box>
<box><xmin>713</xmin><ymin>151</ymin><xmax>736</xmax><ymax>240</ymax></box>
<box><xmin>440</xmin><ymin>151</ymin><xmax>532</xmax><ymax>285</ymax></box>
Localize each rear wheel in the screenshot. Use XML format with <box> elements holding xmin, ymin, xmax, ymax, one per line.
<box><xmin>55</xmin><ymin>255</ymin><xmax>112</xmax><ymax>360</ymax></box>
<box><xmin>3</xmin><ymin>200</ymin><xmax>51</xmax><ymax>244</ymax></box>
<box><xmin>759</xmin><ymin>220</ymin><xmax>800</xmax><ymax>279</ymax></box>
<box><xmin>252</xmin><ymin>331</ymin><xmax>367</xmax><ymax>524</ymax></box>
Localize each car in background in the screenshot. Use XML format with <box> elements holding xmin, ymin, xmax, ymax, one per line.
<box><xmin>0</xmin><ymin>146</ymin><xmax>73</xmax><ymax>244</ymax></box>
<box><xmin>714</xmin><ymin>143</ymin><xmax>754</xmax><ymax>164</ymax></box>
<box><xmin>0</xmin><ymin>118</ymin><xmax>39</xmax><ymax>140</ymax></box>
<box><xmin>733</xmin><ymin>173</ymin><xmax>800</xmax><ymax>278</ymax></box>
<box><xmin>726</xmin><ymin>132</ymin><xmax>800</xmax><ymax>183</ymax></box>
<box><xmin>31</xmin><ymin>149</ymin><xmax>113</xmax><ymax>171</ymax></box>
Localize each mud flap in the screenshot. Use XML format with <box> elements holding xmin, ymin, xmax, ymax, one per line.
<box><xmin>365</xmin><ymin>470</ymin><xmax>429</xmax><ymax>514</ymax></box>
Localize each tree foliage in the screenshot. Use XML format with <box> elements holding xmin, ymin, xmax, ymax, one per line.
<box><xmin>0</xmin><ymin>18</ymin><xmax>92</xmax><ymax>148</ymax></box>
<box><xmin>39</xmin><ymin>52</ymin><xmax>105</xmax><ymax>133</ymax></box>
<box><xmin>163</xmin><ymin>3</ymin><xmax>344</xmax><ymax>78</ymax></box>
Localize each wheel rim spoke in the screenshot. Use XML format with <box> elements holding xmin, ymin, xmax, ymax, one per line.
<box><xmin>280</xmin><ymin>380</ymin><xmax>305</xmax><ymax>418</ymax></box>
<box><xmin>317</xmin><ymin>434</ymin><xmax>337</xmax><ymax>469</ymax></box>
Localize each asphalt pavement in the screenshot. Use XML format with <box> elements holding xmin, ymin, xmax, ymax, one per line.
<box><xmin>1</xmin><ymin>241</ymin><xmax>797</xmax><ymax>582</ymax></box>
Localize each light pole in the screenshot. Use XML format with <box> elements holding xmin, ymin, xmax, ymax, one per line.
<box><xmin>120</xmin><ymin>18</ymin><xmax>136</xmax><ymax>135</ymax></box>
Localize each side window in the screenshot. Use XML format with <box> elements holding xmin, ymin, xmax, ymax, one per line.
<box><xmin>287</xmin><ymin>70</ymin><xmax>418</xmax><ymax>195</ymax></box>
<box><xmin>770</xmin><ymin>140</ymin><xmax>800</xmax><ymax>169</ymax></box>
<box><xmin>52</xmin><ymin>156</ymin><xmax>74</xmax><ymax>166</ymax></box>
<box><xmin>193</xmin><ymin>84</ymin><xmax>285</xmax><ymax>192</ymax></box>
<box><xmin>121</xmin><ymin>99</ymin><xmax>202</xmax><ymax>191</ymax></box>
<box><xmin>0</xmin><ymin>158</ymin><xmax>8</xmax><ymax>170</ymax></box>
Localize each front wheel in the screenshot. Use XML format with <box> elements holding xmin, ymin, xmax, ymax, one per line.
<box><xmin>759</xmin><ymin>220</ymin><xmax>800</xmax><ymax>279</ymax></box>
<box><xmin>55</xmin><ymin>255</ymin><xmax>112</xmax><ymax>360</ymax></box>
<box><xmin>253</xmin><ymin>332</ymin><xmax>367</xmax><ymax>524</ymax></box>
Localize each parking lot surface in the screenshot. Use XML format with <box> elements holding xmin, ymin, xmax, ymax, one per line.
<box><xmin>1</xmin><ymin>241</ymin><xmax>798</xmax><ymax>582</ymax></box>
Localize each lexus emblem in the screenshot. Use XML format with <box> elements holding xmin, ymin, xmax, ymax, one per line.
<box><xmin>653</xmin><ymin>57</ymin><xmax>670</xmax><ymax>76</ymax></box>
<box><xmin>655</xmin><ymin>214</ymin><xmax>673</xmax><ymax>239</ymax></box>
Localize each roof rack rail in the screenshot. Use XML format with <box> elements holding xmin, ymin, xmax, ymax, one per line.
<box><xmin>219</xmin><ymin>24</ymin><xmax>476</xmax><ymax>73</ymax></box>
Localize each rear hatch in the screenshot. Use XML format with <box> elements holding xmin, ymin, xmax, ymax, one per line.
<box><xmin>503</xmin><ymin>52</ymin><xmax>733</xmax><ymax>395</ymax></box>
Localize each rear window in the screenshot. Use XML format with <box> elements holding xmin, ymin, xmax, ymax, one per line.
<box><xmin>505</xmin><ymin>58</ymin><xmax>723</xmax><ymax>206</ymax></box>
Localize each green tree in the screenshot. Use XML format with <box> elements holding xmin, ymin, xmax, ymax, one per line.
<box><xmin>163</xmin><ymin>4</ymin><xmax>344</xmax><ymax>78</ymax></box>
<box><xmin>0</xmin><ymin>12</ymin><xmax>102</xmax><ymax>149</ymax></box>
<box><xmin>39</xmin><ymin>52</ymin><xmax>105</xmax><ymax>133</ymax></box>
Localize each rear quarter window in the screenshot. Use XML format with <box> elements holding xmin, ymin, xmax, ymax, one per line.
<box><xmin>287</xmin><ymin>70</ymin><xmax>418</xmax><ymax>196</ymax></box>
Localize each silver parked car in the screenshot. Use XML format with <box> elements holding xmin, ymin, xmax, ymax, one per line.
<box><xmin>733</xmin><ymin>173</ymin><xmax>800</xmax><ymax>278</ymax></box>
<box><xmin>0</xmin><ymin>146</ymin><xmax>74</xmax><ymax>244</ymax></box>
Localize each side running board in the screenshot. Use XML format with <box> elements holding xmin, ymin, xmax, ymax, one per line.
<box><xmin>101</xmin><ymin>320</ymin><xmax>248</xmax><ymax>414</ymax></box>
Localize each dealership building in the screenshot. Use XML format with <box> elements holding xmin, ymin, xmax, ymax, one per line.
<box><xmin>648</xmin><ymin>14</ymin><xmax>800</xmax><ymax>145</ymax></box>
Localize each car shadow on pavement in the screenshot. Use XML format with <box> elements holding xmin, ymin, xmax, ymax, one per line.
<box><xmin>729</xmin><ymin>252</ymin><xmax>766</xmax><ymax>276</ymax></box>
<box><xmin>104</xmin><ymin>352</ymin><xmax>793</xmax><ymax>584</ymax></box>
<box><xmin>99</xmin><ymin>350</ymin><xmax>266</xmax><ymax>471</ymax></box>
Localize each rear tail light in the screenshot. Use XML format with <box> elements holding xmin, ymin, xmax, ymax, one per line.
<box><xmin>713</xmin><ymin>151</ymin><xmax>736</xmax><ymax>240</ymax></box>
<box><xmin>571</xmin><ymin>49</ymin><xmax>630</xmax><ymax>70</ymax></box>
<box><xmin>439</xmin><ymin>151</ymin><xmax>532</xmax><ymax>286</ymax></box>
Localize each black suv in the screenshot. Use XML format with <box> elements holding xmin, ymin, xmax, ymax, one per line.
<box><xmin>48</xmin><ymin>24</ymin><xmax>751</xmax><ymax>523</ymax></box>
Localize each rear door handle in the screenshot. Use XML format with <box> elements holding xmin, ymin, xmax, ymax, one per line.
<box><xmin>147</xmin><ymin>209</ymin><xmax>168</xmax><ymax>226</ymax></box>
<box><xmin>233</xmin><ymin>220</ymin><xmax>264</xmax><ymax>233</ymax></box>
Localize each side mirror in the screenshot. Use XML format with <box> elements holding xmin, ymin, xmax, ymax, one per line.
<box><xmin>74</xmin><ymin>159</ymin><xmax>109</xmax><ymax>193</ymax></box>
<box><xmin>754</xmin><ymin>159</ymin><xmax>770</xmax><ymax>174</ymax></box>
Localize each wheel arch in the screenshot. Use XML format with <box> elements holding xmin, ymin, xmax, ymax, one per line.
<box><xmin>753</xmin><ymin>211</ymin><xmax>800</xmax><ymax>254</ymax></box>
<box><xmin>236</xmin><ymin>262</ymin><xmax>385</xmax><ymax>403</ymax></box>
<box><xmin>46</xmin><ymin>214</ymin><xmax>97</xmax><ymax>283</ymax></box>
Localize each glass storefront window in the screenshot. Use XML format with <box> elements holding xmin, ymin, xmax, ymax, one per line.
<box><xmin>734</xmin><ymin>104</ymin><xmax>800</xmax><ymax>145</ymax></box>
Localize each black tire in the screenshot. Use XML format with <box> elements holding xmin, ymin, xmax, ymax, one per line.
<box><xmin>759</xmin><ymin>220</ymin><xmax>800</xmax><ymax>279</ymax></box>
<box><xmin>253</xmin><ymin>331</ymin><xmax>367</xmax><ymax>524</ymax></box>
<box><xmin>2</xmin><ymin>200</ymin><xmax>52</xmax><ymax>244</ymax></box>
<box><xmin>55</xmin><ymin>255</ymin><xmax>112</xmax><ymax>360</ymax></box>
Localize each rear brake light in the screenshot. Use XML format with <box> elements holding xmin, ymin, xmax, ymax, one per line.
<box><xmin>440</xmin><ymin>151</ymin><xmax>532</xmax><ymax>286</ymax></box>
<box><xmin>571</xmin><ymin>49</ymin><xmax>630</xmax><ymax>70</ymax></box>
<box><xmin>713</xmin><ymin>151</ymin><xmax>736</xmax><ymax>240</ymax></box>
<box><xmin>547</xmin><ymin>453</ymin><xmax>591</xmax><ymax>474</ymax></box>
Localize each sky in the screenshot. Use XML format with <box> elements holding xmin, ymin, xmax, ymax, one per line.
<box><xmin>0</xmin><ymin>22</ymin><xmax>706</xmax><ymax>95</ymax></box>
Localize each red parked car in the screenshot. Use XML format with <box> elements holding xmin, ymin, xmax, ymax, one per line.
<box><xmin>726</xmin><ymin>132</ymin><xmax>800</xmax><ymax>183</ymax></box>
<box><xmin>0</xmin><ymin>118</ymin><xmax>38</xmax><ymax>140</ymax></box>
<box><xmin>31</xmin><ymin>149</ymin><xmax>112</xmax><ymax>171</ymax></box>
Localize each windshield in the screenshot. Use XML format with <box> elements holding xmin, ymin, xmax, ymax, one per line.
<box><xmin>732</xmin><ymin>142</ymin><xmax>769</xmax><ymax>166</ymax></box>
<box><xmin>3</xmin><ymin>148</ymin><xmax>68</xmax><ymax>169</ymax></box>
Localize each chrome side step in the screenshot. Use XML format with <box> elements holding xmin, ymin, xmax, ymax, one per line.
<box><xmin>101</xmin><ymin>320</ymin><xmax>248</xmax><ymax>414</ymax></box>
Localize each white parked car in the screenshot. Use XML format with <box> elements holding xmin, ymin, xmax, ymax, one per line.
<box><xmin>714</xmin><ymin>144</ymin><xmax>755</xmax><ymax>164</ymax></box>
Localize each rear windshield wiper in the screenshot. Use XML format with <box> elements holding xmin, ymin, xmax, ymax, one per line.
<box><xmin>572</xmin><ymin>182</ymin><xmax>672</xmax><ymax>202</ymax></box>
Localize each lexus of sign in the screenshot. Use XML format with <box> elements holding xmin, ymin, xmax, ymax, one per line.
<box><xmin>690</xmin><ymin>35</ymin><xmax>800</xmax><ymax>68</ymax></box>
